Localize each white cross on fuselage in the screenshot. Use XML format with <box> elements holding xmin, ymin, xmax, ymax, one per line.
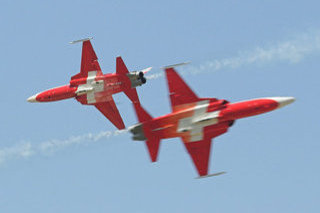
<box><xmin>177</xmin><ymin>100</ymin><xmax>220</xmax><ymax>142</ymax></box>
<box><xmin>76</xmin><ymin>71</ymin><xmax>104</xmax><ymax>104</ymax></box>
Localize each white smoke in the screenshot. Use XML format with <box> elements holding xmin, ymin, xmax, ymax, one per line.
<box><xmin>0</xmin><ymin>143</ymin><xmax>34</xmax><ymax>165</ymax></box>
<box><xmin>147</xmin><ymin>30</ymin><xmax>320</xmax><ymax>79</ymax></box>
<box><xmin>0</xmin><ymin>130</ymin><xmax>127</xmax><ymax>165</ymax></box>
<box><xmin>3</xmin><ymin>30</ymin><xmax>320</xmax><ymax>166</ymax></box>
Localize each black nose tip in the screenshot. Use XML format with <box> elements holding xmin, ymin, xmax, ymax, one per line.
<box><xmin>141</xmin><ymin>77</ymin><xmax>146</xmax><ymax>84</ymax></box>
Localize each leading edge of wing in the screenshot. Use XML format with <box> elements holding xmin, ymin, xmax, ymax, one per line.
<box><xmin>71</xmin><ymin>39</ymin><xmax>103</xmax><ymax>80</ymax></box>
<box><xmin>165</xmin><ymin>67</ymin><xmax>199</xmax><ymax>111</ymax></box>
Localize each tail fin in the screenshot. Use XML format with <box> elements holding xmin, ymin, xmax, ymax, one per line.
<box><xmin>116</xmin><ymin>56</ymin><xmax>140</xmax><ymax>103</ymax></box>
<box><xmin>132</xmin><ymin>103</ymin><xmax>160</xmax><ymax>162</ymax></box>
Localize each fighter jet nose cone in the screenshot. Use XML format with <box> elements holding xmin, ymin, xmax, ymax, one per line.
<box><xmin>27</xmin><ymin>94</ymin><xmax>38</xmax><ymax>103</ymax></box>
<box><xmin>269</xmin><ymin>97</ymin><xmax>295</xmax><ymax>108</ymax></box>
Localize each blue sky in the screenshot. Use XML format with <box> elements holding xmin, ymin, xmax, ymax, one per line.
<box><xmin>1</xmin><ymin>0</ymin><xmax>320</xmax><ymax>212</ymax></box>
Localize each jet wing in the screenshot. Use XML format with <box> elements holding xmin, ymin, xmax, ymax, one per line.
<box><xmin>165</xmin><ymin>67</ymin><xmax>219</xmax><ymax>112</ymax></box>
<box><xmin>182</xmin><ymin>125</ymin><xmax>229</xmax><ymax>177</ymax></box>
<box><xmin>71</xmin><ymin>40</ymin><xmax>103</xmax><ymax>80</ymax></box>
<box><xmin>94</xmin><ymin>98</ymin><xmax>125</xmax><ymax>130</ymax></box>
<box><xmin>165</xmin><ymin>67</ymin><xmax>199</xmax><ymax>111</ymax></box>
<box><xmin>183</xmin><ymin>139</ymin><xmax>212</xmax><ymax>177</ymax></box>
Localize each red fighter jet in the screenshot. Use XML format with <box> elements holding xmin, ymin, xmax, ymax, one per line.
<box><xmin>129</xmin><ymin>64</ymin><xmax>295</xmax><ymax>178</ymax></box>
<box><xmin>27</xmin><ymin>38</ymin><xmax>151</xmax><ymax>129</ymax></box>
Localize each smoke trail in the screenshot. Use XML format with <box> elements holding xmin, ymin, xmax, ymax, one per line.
<box><xmin>3</xmin><ymin>30</ymin><xmax>320</xmax><ymax>166</ymax></box>
<box><xmin>0</xmin><ymin>130</ymin><xmax>127</xmax><ymax>165</ymax></box>
<box><xmin>146</xmin><ymin>30</ymin><xmax>320</xmax><ymax>80</ymax></box>
<box><xmin>0</xmin><ymin>143</ymin><xmax>34</xmax><ymax>165</ymax></box>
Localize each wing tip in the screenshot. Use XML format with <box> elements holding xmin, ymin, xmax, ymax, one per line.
<box><xmin>161</xmin><ymin>62</ymin><xmax>191</xmax><ymax>69</ymax></box>
<box><xmin>69</xmin><ymin>37</ymin><xmax>93</xmax><ymax>44</ymax></box>
<box><xmin>195</xmin><ymin>171</ymin><xmax>227</xmax><ymax>179</ymax></box>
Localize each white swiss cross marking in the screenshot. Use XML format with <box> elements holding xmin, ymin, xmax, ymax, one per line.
<box><xmin>177</xmin><ymin>100</ymin><xmax>220</xmax><ymax>142</ymax></box>
<box><xmin>76</xmin><ymin>71</ymin><xmax>104</xmax><ymax>104</ymax></box>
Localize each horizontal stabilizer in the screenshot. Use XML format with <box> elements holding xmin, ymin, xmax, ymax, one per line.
<box><xmin>145</xmin><ymin>138</ymin><xmax>161</xmax><ymax>162</ymax></box>
<box><xmin>116</xmin><ymin>56</ymin><xmax>129</xmax><ymax>75</ymax></box>
<box><xmin>124</xmin><ymin>88</ymin><xmax>140</xmax><ymax>103</ymax></box>
<box><xmin>132</xmin><ymin>103</ymin><xmax>159</xmax><ymax>162</ymax></box>
<box><xmin>133</xmin><ymin>103</ymin><xmax>153</xmax><ymax>122</ymax></box>
<box><xmin>115</xmin><ymin>57</ymin><xmax>141</xmax><ymax>103</ymax></box>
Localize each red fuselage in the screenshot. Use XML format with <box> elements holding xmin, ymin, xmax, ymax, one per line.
<box><xmin>131</xmin><ymin>97</ymin><xmax>295</xmax><ymax>142</ymax></box>
<box><xmin>27</xmin><ymin>40</ymin><xmax>146</xmax><ymax>130</ymax></box>
<box><xmin>28</xmin><ymin>73</ymin><xmax>132</xmax><ymax>105</ymax></box>
<box><xmin>129</xmin><ymin>66</ymin><xmax>295</xmax><ymax>177</ymax></box>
